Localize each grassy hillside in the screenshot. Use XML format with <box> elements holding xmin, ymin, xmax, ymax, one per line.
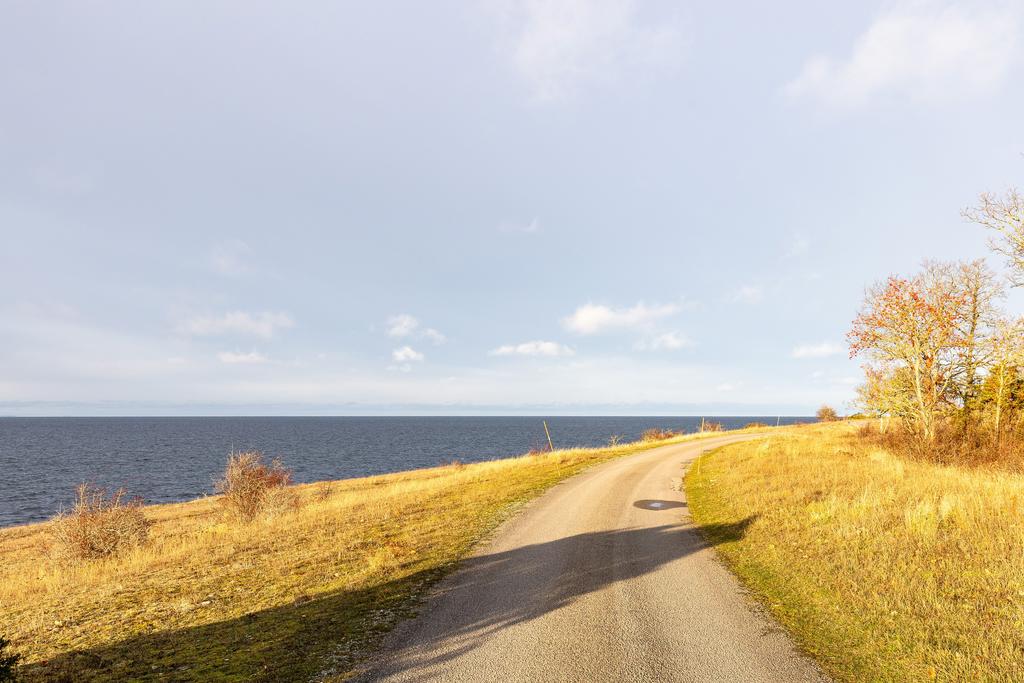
<box><xmin>686</xmin><ymin>422</ymin><xmax>1024</xmax><ymax>681</ymax></box>
<box><xmin>1</xmin><ymin>428</ymin><xmax>748</xmax><ymax>682</ymax></box>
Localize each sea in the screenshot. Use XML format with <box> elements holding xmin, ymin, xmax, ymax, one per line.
<box><xmin>0</xmin><ymin>416</ymin><xmax>811</xmax><ymax>528</ymax></box>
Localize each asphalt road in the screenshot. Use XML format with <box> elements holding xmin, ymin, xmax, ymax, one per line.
<box><xmin>356</xmin><ymin>435</ymin><xmax>828</xmax><ymax>682</ymax></box>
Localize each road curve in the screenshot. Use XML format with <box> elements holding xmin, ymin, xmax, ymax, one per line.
<box><xmin>356</xmin><ymin>435</ymin><xmax>828</xmax><ymax>683</ymax></box>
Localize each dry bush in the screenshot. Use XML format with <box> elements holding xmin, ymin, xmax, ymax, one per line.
<box><xmin>50</xmin><ymin>484</ymin><xmax>150</xmax><ymax>562</ymax></box>
<box><xmin>816</xmin><ymin>405</ymin><xmax>839</xmax><ymax>422</ymax></box>
<box><xmin>744</xmin><ymin>422</ymin><xmax>769</xmax><ymax>429</ymax></box>
<box><xmin>312</xmin><ymin>481</ymin><xmax>333</xmax><ymax>503</ymax></box>
<box><xmin>701</xmin><ymin>421</ymin><xmax>724</xmax><ymax>432</ymax></box>
<box><xmin>526</xmin><ymin>439</ymin><xmax>553</xmax><ymax>455</ymax></box>
<box><xmin>856</xmin><ymin>417</ymin><xmax>1024</xmax><ymax>469</ymax></box>
<box><xmin>607</xmin><ymin>434</ymin><xmax>623</xmax><ymax>447</ymax></box>
<box><xmin>641</xmin><ymin>428</ymin><xmax>679</xmax><ymax>442</ymax></box>
<box><xmin>216</xmin><ymin>452</ymin><xmax>298</xmax><ymax>522</ymax></box>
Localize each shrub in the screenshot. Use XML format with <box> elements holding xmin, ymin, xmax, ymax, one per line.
<box><xmin>641</xmin><ymin>428</ymin><xmax>679</xmax><ymax>442</ymax></box>
<box><xmin>744</xmin><ymin>422</ymin><xmax>769</xmax><ymax>429</ymax></box>
<box><xmin>50</xmin><ymin>484</ymin><xmax>150</xmax><ymax>562</ymax></box>
<box><xmin>216</xmin><ymin>452</ymin><xmax>298</xmax><ymax>522</ymax></box>
<box><xmin>816</xmin><ymin>405</ymin><xmax>839</xmax><ymax>422</ymax></box>
<box><xmin>312</xmin><ymin>481</ymin><xmax>333</xmax><ymax>503</ymax></box>
<box><xmin>702</xmin><ymin>421</ymin><xmax>724</xmax><ymax>432</ymax></box>
<box><xmin>0</xmin><ymin>636</ymin><xmax>20</xmax><ymax>682</ymax></box>
<box><xmin>607</xmin><ymin>434</ymin><xmax>623</xmax><ymax>447</ymax></box>
<box><xmin>859</xmin><ymin>417</ymin><xmax>1024</xmax><ymax>469</ymax></box>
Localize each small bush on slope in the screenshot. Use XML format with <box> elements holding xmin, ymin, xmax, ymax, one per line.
<box><xmin>216</xmin><ymin>451</ymin><xmax>298</xmax><ymax>522</ymax></box>
<box><xmin>49</xmin><ymin>484</ymin><xmax>150</xmax><ymax>562</ymax></box>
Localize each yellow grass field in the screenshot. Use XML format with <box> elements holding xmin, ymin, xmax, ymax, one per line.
<box><xmin>0</xmin><ymin>429</ymin><xmax>748</xmax><ymax>682</ymax></box>
<box><xmin>686</xmin><ymin>422</ymin><xmax>1024</xmax><ymax>682</ymax></box>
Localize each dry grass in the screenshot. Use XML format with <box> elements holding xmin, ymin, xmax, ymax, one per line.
<box><xmin>49</xmin><ymin>484</ymin><xmax>151</xmax><ymax>562</ymax></box>
<box><xmin>686</xmin><ymin>422</ymin><xmax>1024</xmax><ymax>682</ymax></box>
<box><xmin>0</xmin><ymin>427</ymin><xmax>761</xmax><ymax>682</ymax></box>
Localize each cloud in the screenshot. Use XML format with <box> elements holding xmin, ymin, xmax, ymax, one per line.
<box><xmin>783</xmin><ymin>235</ymin><xmax>810</xmax><ymax>258</ymax></box>
<box><xmin>179</xmin><ymin>311</ymin><xmax>293</xmax><ymax>338</ymax></box>
<box><xmin>386</xmin><ymin>314</ymin><xmax>446</xmax><ymax>344</ymax></box>
<box><xmin>217</xmin><ymin>351</ymin><xmax>268</xmax><ymax>364</ymax></box>
<box><xmin>785</xmin><ymin>1</ymin><xmax>1022</xmax><ymax>107</ymax></box>
<box><xmin>791</xmin><ymin>342</ymin><xmax>845</xmax><ymax>359</ymax></box>
<box><xmin>207</xmin><ymin>240</ymin><xmax>253</xmax><ymax>277</ymax></box>
<box><xmin>563</xmin><ymin>301</ymin><xmax>681</xmax><ymax>334</ymax></box>
<box><xmin>392</xmin><ymin>346</ymin><xmax>425</xmax><ymax>363</ymax></box>
<box><xmin>634</xmin><ymin>331</ymin><xmax>692</xmax><ymax>351</ymax></box>
<box><xmin>490</xmin><ymin>340</ymin><xmax>575</xmax><ymax>357</ymax></box>
<box><xmin>499</xmin><ymin>217</ymin><xmax>541</xmax><ymax>233</ymax></box>
<box><xmin>731</xmin><ymin>285</ymin><xmax>764</xmax><ymax>305</ymax></box>
<box><xmin>716</xmin><ymin>383</ymin><xmax>735</xmax><ymax>392</ymax></box>
<box><xmin>31</xmin><ymin>164</ymin><xmax>98</xmax><ymax>196</ymax></box>
<box><xmin>490</xmin><ymin>0</ymin><xmax>682</xmax><ymax>103</ymax></box>
<box><xmin>386</xmin><ymin>314</ymin><xmax>419</xmax><ymax>337</ymax></box>
<box><xmin>422</xmin><ymin>328</ymin><xmax>447</xmax><ymax>345</ymax></box>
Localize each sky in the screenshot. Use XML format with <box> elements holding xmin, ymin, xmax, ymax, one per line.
<box><xmin>2</xmin><ymin>0</ymin><xmax>1024</xmax><ymax>416</ymax></box>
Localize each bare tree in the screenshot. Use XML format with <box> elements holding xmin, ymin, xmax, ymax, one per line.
<box><xmin>923</xmin><ymin>260</ymin><xmax>1005</xmax><ymax>410</ymax></box>
<box><xmin>964</xmin><ymin>188</ymin><xmax>1024</xmax><ymax>285</ymax></box>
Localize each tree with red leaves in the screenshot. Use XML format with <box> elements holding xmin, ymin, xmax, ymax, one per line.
<box><xmin>848</xmin><ymin>269</ymin><xmax>970</xmax><ymax>441</ymax></box>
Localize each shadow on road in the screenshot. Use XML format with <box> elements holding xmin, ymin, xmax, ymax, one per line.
<box><xmin>359</xmin><ymin>516</ymin><xmax>759</xmax><ymax>681</ymax></box>
<box><xmin>19</xmin><ymin>517</ymin><xmax>757</xmax><ymax>683</ymax></box>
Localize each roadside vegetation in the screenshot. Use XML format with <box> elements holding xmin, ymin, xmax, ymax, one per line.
<box><xmin>685</xmin><ymin>179</ymin><xmax>1024</xmax><ymax>680</ymax></box>
<box><xmin>849</xmin><ymin>183</ymin><xmax>1024</xmax><ymax>466</ymax></box>
<box><xmin>0</xmin><ymin>427</ymin><xmax>759</xmax><ymax>682</ymax></box>
<box><xmin>687</xmin><ymin>422</ymin><xmax>1024</xmax><ymax>681</ymax></box>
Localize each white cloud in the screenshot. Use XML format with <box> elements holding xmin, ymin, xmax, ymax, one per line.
<box><xmin>31</xmin><ymin>164</ymin><xmax>98</xmax><ymax>196</ymax></box>
<box><xmin>423</xmin><ymin>328</ymin><xmax>447</xmax><ymax>345</ymax></box>
<box><xmin>791</xmin><ymin>342</ymin><xmax>845</xmax><ymax>359</ymax></box>
<box><xmin>386</xmin><ymin>314</ymin><xmax>446</xmax><ymax>344</ymax></box>
<box><xmin>499</xmin><ymin>217</ymin><xmax>541</xmax><ymax>233</ymax></box>
<box><xmin>179</xmin><ymin>311</ymin><xmax>293</xmax><ymax>339</ymax></box>
<box><xmin>386</xmin><ymin>314</ymin><xmax>419</xmax><ymax>337</ymax></box>
<box><xmin>217</xmin><ymin>351</ymin><xmax>268</xmax><ymax>364</ymax></box>
<box><xmin>387</xmin><ymin>363</ymin><xmax>414</xmax><ymax>373</ymax></box>
<box><xmin>716</xmin><ymin>383</ymin><xmax>735</xmax><ymax>392</ymax></box>
<box><xmin>784</xmin><ymin>234</ymin><xmax>810</xmax><ymax>258</ymax></box>
<box><xmin>563</xmin><ymin>301</ymin><xmax>681</xmax><ymax>334</ymax></box>
<box><xmin>490</xmin><ymin>0</ymin><xmax>682</xmax><ymax>103</ymax></box>
<box><xmin>392</xmin><ymin>346</ymin><xmax>425</xmax><ymax>363</ymax></box>
<box><xmin>731</xmin><ymin>285</ymin><xmax>764</xmax><ymax>305</ymax></box>
<box><xmin>634</xmin><ymin>331</ymin><xmax>692</xmax><ymax>351</ymax></box>
<box><xmin>785</xmin><ymin>2</ymin><xmax>1022</xmax><ymax>107</ymax></box>
<box><xmin>207</xmin><ymin>240</ymin><xmax>252</xmax><ymax>277</ymax></box>
<box><xmin>490</xmin><ymin>340</ymin><xmax>575</xmax><ymax>357</ymax></box>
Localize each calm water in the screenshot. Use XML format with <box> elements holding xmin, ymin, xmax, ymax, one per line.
<box><xmin>0</xmin><ymin>416</ymin><xmax>810</xmax><ymax>528</ymax></box>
